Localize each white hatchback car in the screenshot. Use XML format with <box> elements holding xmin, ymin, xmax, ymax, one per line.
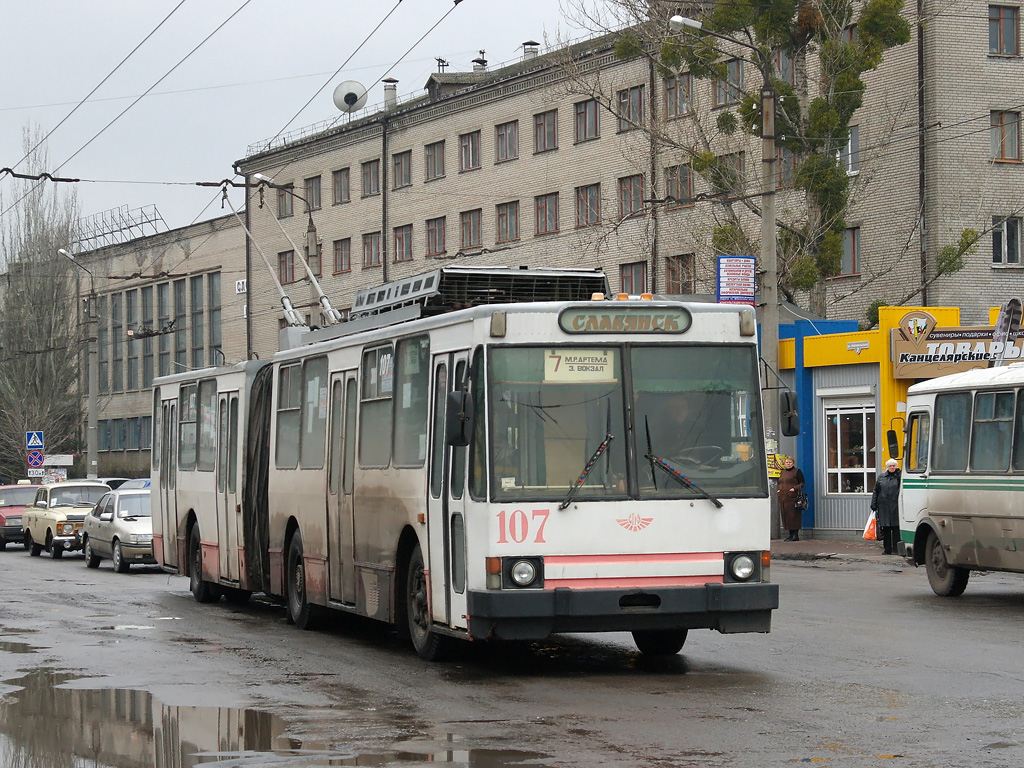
<box><xmin>81</xmin><ymin>489</ymin><xmax>154</xmax><ymax>572</ymax></box>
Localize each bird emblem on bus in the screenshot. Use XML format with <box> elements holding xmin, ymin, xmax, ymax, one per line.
<box><xmin>617</xmin><ymin>513</ymin><xmax>653</xmax><ymax>532</ymax></box>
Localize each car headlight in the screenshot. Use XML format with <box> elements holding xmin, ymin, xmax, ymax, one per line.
<box><xmin>729</xmin><ymin>554</ymin><xmax>756</xmax><ymax>581</ymax></box>
<box><xmin>58</xmin><ymin>523</ymin><xmax>73</xmax><ymax>535</ymax></box>
<box><xmin>129</xmin><ymin>534</ymin><xmax>152</xmax><ymax>545</ymax></box>
<box><xmin>510</xmin><ymin>559</ymin><xmax>537</xmax><ymax>587</ymax></box>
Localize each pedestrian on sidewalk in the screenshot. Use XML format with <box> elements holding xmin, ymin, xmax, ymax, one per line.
<box><xmin>778</xmin><ymin>456</ymin><xmax>805</xmax><ymax>541</ymax></box>
<box><xmin>871</xmin><ymin>458</ymin><xmax>902</xmax><ymax>554</ymax></box>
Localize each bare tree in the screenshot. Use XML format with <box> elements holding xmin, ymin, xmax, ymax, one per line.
<box><xmin>0</xmin><ymin>127</ymin><xmax>81</xmax><ymax>482</ymax></box>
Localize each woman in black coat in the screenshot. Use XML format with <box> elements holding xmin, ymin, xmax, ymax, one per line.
<box><xmin>777</xmin><ymin>456</ymin><xmax>805</xmax><ymax>541</ymax></box>
<box><xmin>871</xmin><ymin>458</ymin><xmax>902</xmax><ymax>554</ymax></box>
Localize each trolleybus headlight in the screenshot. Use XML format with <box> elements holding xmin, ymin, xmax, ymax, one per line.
<box><xmin>510</xmin><ymin>559</ymin><xmax>537</xmax><ymax>587</ymax></box>
<box><xmin>729</xmin><ymin>554</ymin><xmax>756</xmax><ymax>581</ymax></box>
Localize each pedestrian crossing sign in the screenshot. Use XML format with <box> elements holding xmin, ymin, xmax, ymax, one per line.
<box><xmin>26</xmin><ymin>431</ymin><xmax>44</xmax><ymax>450</ymax></box>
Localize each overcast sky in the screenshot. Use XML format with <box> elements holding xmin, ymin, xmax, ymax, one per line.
<box><xmin>0</xmin><ymin>1</ymin><xmax>594</xmax><ymax>238</ymax></box>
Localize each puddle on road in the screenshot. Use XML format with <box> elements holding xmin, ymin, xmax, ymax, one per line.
<box><xmin>0</xmin><ymin>640</ymin><xmax>38</xmax><ymax>654</ymax></box>
<box><xmin>0</xmin><ymin>668</ymin><xmax>553</xmax><ymax>767</ymax></box>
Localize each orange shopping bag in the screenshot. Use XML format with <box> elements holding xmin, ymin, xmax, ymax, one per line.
<box><xmin>862</xmin><ymin>511</ymin><xmax>878</xmax><ymax>541</ymax></box>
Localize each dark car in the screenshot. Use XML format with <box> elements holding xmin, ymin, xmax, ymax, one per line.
<box><xmin>0</xmin><ymin>484</ymin><xmax>40</xmax><ymax>550</ymax></box>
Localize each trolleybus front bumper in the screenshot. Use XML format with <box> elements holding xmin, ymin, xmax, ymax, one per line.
<box><xmin>466</xmin><ymin>581</ymin><xmax>779</xmax><ymax>641</ymax></box>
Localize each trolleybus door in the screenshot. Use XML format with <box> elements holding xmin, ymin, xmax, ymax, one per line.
<box><xmin>327</xmin><ymin>371</ymin><xmax>358</xmax><ymax>605</ymax></box>
<box><xmin>427</xmin><ymin>352</ymin><xmax>470</xmax><ymax>629</ymax></box>
<box><xmin>160</xmin><ymin>400</ymin><xmax>177</xmax><ymax>567</ymax></box>
<box><xmin>216</xmin><ymin>391</ymin><xmax>241</xmax><ymax>583</ymax></box>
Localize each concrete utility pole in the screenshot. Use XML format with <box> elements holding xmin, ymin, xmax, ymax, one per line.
<box><xmin>59</xmin><ymin>249</ymin><xmax>98</xmax><ymax>479</ymax></box>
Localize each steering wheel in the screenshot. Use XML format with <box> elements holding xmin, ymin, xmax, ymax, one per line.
<box><xmin>670</xmin><ymin>445</ymin><xmax>725</xmax><ymax>468</ymax></box>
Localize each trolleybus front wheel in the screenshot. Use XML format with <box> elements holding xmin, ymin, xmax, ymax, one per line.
<box><xmin>189</xmin><ymin>525</ymin><xmax>222</xmax><ymax>603</ymax></box>
<box><xmin>404</xmin><ymin>543</ymin><xmax>456</xmax><ymax>661</ymax></box>
<box><xmin>925</xmin><ymin>529</ymin><xmax>969</xmax><ymax>597</ymax></box>
<box><xmin>286</xmin><ymin>530</ymin><xmax>319</xmax><ymax>630</ymax></box>
<box><xmin>632</xmin><ymin>629</ymin><xmax>687</xmax><ymax>656</ymax></box>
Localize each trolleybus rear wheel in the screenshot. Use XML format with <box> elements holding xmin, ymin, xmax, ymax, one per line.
<box><xmin>632</xmin><ymin>629</ymin><xmax>688</xmax><ymax>656</ymax></box>
<box><xmin>286</xmin><ymin>530</ymin><xmax>318</xmax><ymax>630</ymax></box>
<box><xmin>925</xmin><ymin>529</ymin><xmax>969</xmax><ymax>597</ymax></box>
<box><xmin>405</xmin><ymin>543</ymin><xmax>455</xmax><ymax>661</ymax></box>
<box><xmin>189</xmin><ymin>525</ymin><xmax>221</xmax><ymax>603</ymax></box>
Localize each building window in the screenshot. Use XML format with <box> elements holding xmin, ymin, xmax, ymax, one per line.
<box><xmin>426</xmin><ymin>217</ymin><xmax>446</xmax><ymax>257</ymax></box>
<box><xmin>111</xmin><ymin>294</ymin><xmax>122</xmax><ymax>392</ymax></box>
<box><xmin>535</xmin><ymin>192</ymin><xmax>559</xmax><ymax>235</ymax></box>
<box><xmin>157</xmin><ymin>283</ymin><xmax>170</xmax><ymax>378</ymax></box>
<box><xmin>173</xmin><ymin>279</ymin><xmax>186</xmax><ymax>372</ymax></box>
<box><xmin>126</xmin><ymin>289</ymin><xmax>138</xmax><ymax>390</ymax></box>
<box><xmin>141</xmin><ymin>285</ymin><xmax>154</xmax><ymax>388</ymax></box>
<box><xmin>191</xmin><ymin>275</ymin><xmax>204</xmax><ymax>370</ymax></box>
<box><xmin>575</xmin><ymin>183</ymin><xmax>600</xmax><ymax>227</ymax></box>
<box><xmin>362</xmin><ymin>232</ymin><xmax>381</xmax><ymax>267</ymax></box>
<box><xmin>825</xmin><ymin>402</ymin><xmax>876</xmax><ymax>495</ymax></box>
<box><xmin>574</xmin><ymin>99</ymin><xmax>599</xmax><ymax>142</ymax></box>
<box><xmin>496</xmin><ymin>120</ymin><xmax>519</xmax><ymax>162</ymax></box>
<box><xmin>617</xmin><ymin>85</ymin><xmax>645</xmax><ymax>131</ymax></box>
<box><xmin>393</xmin><ymin>151</ymin><xmax>412</xmax><ymax>189</ymax></box>
<box><xmin>277</xmin><ymin>187</ymin><xmax>293</xmax><ymax>217</ymax></box>
<box><xmin>207</xmin><ymin>272</ymin><xmax>221</xmax><ymax>366</ymax></box>
<box><xmin>777</xmin><ymin>147</ymin><xmax>797</xmax><ymax>187</ymax></box>
<box><xmin>534</xmin><ymin>110</ymin><xmax>558</xmax><ymax>152</ymax></box>
<box><xmin>461</xmin><ymin>209</ymin><xmax>482</xmax><ymax>248</ymax></box>
<box><xmin>278</xmin><ymin>250</ymin><xmax>295</xmax><ymax>284</ymax></box>
<box><xmin>425</xmin><ymin>141</ymin><xmax>445</xmax><ymax>180</ymax></box>
<box><xmin>666</xmin><ymin>254</ymin><xmax>695</xmax><ymax>294</ymax></box>
<box><xmin>333</xmin><ymin>238</ymin><xmax>351</xmax><ymax>273</ymax></box>
<box><xmin>990</xmin><ymin>5</ymin><xmax>1019</xmax><ymax>55</ymax></box>
<box><xmin>841</xmin><ymin>227</ymin><xmax>861</xmax><ymax>275</ymax></box>
<box><xmin>714</xmin><ymin>59</ymin><xmax>743</xmax><ymax>107</ymax></box>
<box><xmin>620</xmin><ymin>261</ymin><xmax>647</xmax><ymax>294</ymax></box>
<box><xmin>666</xmin><ymin>165</ymin><xmax>692</xmax><ymax>205</ymax></box>
<box><xmin>394</xmin><ymin>224</ymin><xmax>413</xmax><ymax>262</ymax></box>
<box><xmin>497</xmin><ymin>201</ymin><xmax>519</xmax><ymax>242</ymax></box>
<box><xmin>361</xmin><ymin>160</ymin><xmax>380</xmax><ymax>196</ymax></box>
<box><xmin>332</xmin><ymin>168</ymin><xmax>350</xmax><ymax>204</ymax></box>
<box><xmin>775</xmin><ymin>50</ymin><xmax>795</xmax><ymax>86</ymax></box>
<box><xmin>618</xmin><ymin>174</ymin><xmax>645</xmax><ymax>218</ymax></box>
<box><xmin>838</xmin><ymin>125</ymin><xmax>860</xmax><ymax>174</ymax></box>
<box><xmin>665</xmin><ymin>75</ymin><xmax>691</xmax><ymax>118</ymax></box>
<box><xmin>993</xmin><ymin>216</ymin><xmax>1022</xmax><ymax>264</ymax></box>
<box><xmin>842</xmin><ymin>24</ymin><xmax>859</xmax><ymax>43</ymax></box>
<box><xmin>304</xmin><ymin>175</ymin><xmax>321</xmax><ymax>210</ymax></box>
<box><xmin>991</xmin><ymin>111</ymin><xmax>1020</xmax><ymax>160</ymax></box>
<box><xmin>459</xmin><ymin>131</ymin><xmax>481</xmax><ymax>171</ymax></box>
<box><xmin>715</xmin><ymin>153</ymin><xmax>745</xmax><ymax>198</ymax></box>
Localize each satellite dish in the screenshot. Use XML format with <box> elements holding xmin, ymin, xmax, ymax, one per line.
<box><xmin>333</xmin><ymin>81</ymin><xmax>368</xmax><ymax>113</ymax></box>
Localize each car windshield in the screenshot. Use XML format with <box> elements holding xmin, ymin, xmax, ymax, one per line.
<box><xmin>51</xmin><ymin>486</ymin><xmax>108</xmax><ymax>507</ymax></box>
<box><xmin>0</xmin><ymin>488</ymin><xmax>36</xmax><ymax>506</ymax></box>
<box><xmin>117</xmin><ymin>494</ymin><xmax>152</xmax><ymax>518</ymax></box>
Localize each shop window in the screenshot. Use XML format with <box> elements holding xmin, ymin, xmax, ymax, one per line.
<box><xmin>824</xmin><ymin>402</ymin><xmax>876</xmax><ymax>494</ymax></box>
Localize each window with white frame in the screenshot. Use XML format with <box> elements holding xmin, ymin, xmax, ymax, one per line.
<box><xmin>991</xmin><ymin>111</ymin><xmax>1020</xmax><ymax>160</ymax></box>
<box><xmin>824</xmin><ymin>402</ymin><xmax>877</xmax><ymax>494</ymax></box>
<box><xmin>993</xmin><ymin>216</ymin><xmax>1022</xmax><ymax>264</ymax></box>
<box><xmin>838</xmin><ymin>125</ymin><xmax>860</xmax><ymax>174</ymax></box>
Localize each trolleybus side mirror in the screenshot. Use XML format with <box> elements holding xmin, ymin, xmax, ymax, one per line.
<box><xmin>886</xmin><ymin>429</ymin><xmax>900</xmax><ymax>460</ymax></box>
<box><xmin>445</xmin><ymin>390</ymin><xmax>475</xmax><ymax>447</ymax></box>
<box><xmin>780</xmin><ymin>390</ymin><xmax>799</xmax><ymax>437</ymax></box>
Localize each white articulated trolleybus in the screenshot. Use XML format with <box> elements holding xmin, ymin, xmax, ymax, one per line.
<box><xmin>895</xmin><ymin>363</ymin><xmax>1024</xmax><ymax>596</ymax></box>
<box><xmin>152</xmin><ymin>266</ymin><xmax>791</xmax><ymax>659</ymax></box>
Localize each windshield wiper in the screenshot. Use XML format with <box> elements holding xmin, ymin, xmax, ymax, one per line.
<box><xmin>559</xmin><ymin>433</ymin><xmax>614</xmax><ymax>510</ymax></box>
<box><xmin>643</xmin><ymin>417</ymin><xmax>723</xmax><ymax>508</ymax></box>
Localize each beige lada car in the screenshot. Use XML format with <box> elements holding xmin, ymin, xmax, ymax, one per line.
<box><xmin>22</xmin><ymin>481</ymin><xmax>110</xmax><ymax>559</ymax></box>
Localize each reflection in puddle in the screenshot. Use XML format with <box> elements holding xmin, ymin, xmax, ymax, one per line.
<box><xmin>0</xmin><ymin>669</ymin><xmax>552</xmax><ymax>767</ymax></box>
<box><xmin>0</xmin><ymin>640</ymin><xmax>38</xmax><ymax>654</ymax></box>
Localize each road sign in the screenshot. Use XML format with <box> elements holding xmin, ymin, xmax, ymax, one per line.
<box><xmin>26</xmin><ymin>450</ymin><xmax>44</xmax><ymax>468</ymax></box>
<box><xmin>27</xmin><ymin>468</ymin><xmax>44</xmax><ymax>478</ymax></box>
<box><xmin>42</xmin><ymin>454</ymin><xmax>74</xmax><ymax>466</ymax></box>
<box><xmin>26</xmin><ymin>431</ymin><xmax>44</xmax><ymax>450</ymax></box>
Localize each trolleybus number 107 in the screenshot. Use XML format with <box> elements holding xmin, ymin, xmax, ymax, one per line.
<box><xmin>496</xmin><ymin>508</ymin><xmax>550</xmax><ymax>544</ymax></box>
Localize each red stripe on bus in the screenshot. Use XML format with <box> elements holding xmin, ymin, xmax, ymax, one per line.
<box><xmin>545</xmin><ymin>575</ymin><xmax>724</xmax><ymax>589</ymax></box>
<box><xmin>544</xmin><ymin>552</ymin><xmax>723</xmax><ymax>565</ymax></box>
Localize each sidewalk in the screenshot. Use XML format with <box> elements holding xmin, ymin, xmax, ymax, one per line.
<box><xmin>770</xmin><ymin>536</ymin><xmax>901</xmax><ymax>563</ymax></box>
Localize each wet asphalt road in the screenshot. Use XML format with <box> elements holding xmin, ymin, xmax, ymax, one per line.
<box><xmin>1</xmin><ymin>550</ymin><xmax>1023</xmax><ymax>767</ymax></box>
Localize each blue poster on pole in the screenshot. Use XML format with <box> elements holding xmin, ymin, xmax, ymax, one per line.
<box><xmin>716</xmin><ymin>255</ymin><xmax>756</xmax><ymax>305</ymax></box>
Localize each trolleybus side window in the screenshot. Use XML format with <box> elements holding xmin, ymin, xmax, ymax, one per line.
<box><xmin>451</xmin><ymin>360</ymin><xmax>468</xmax><ymax>499</ymax></box>
<box><xmin>970</xmin><ymin>390</ymin><xmax>1014</xmax><ymax>471</ymax></box>
<box><xmin>228</xmin><ymin>396</ymin><xmax>239</xmax><ymax>493</ymax></box>
<box><xmin>276</xmin><ymin>363</ymin><xmax>302</xmax><ymax>468</ymax></box>
<box><xmin>299</xmin><ymin>356</ymin><xmax>328</xmax><ymax>470</ymax></box>
<box><xmin>218</xmin><ymin>397</ymin><xmax>228</xmax><ymax>492</ymax></box>
<box><xmin>393</xmin><ymin>336</ymin><xmax>430</xmax><ymax>467</ymax></box>
<box><xmin>343</xmin><ymin>379</ymin><xmax>357</xmax><ymax>493</ymax></box>
<box><xmin>179</xmin><ymin>383</ymin><xmax>198</xmax><ymax>470</ymax></box>
<box><xmin>1013</xmin><ymin>389</ymin><xmax>1024</xmax><ymax>470</ymax></box>
<box><xmin>905</xmin><ymin>412</ymin><xmax>930</xmax><ymax>473</ymax></box>
<box><xmin>430</xmin><ymin>364</ymin><xmax>447</xmax><ymax>498</ymax></box>
<box><xmin>469</xmin><ymin>347</ymin><xmax>486</xmax><ymax>500</ymax></box>
<box><xmin>360</xmin><ymin>345</ymin><xmax>394</xmax><ymax>467</ymax></box>
<box><xmin>152</xmin><ymin>387</ymin><xmax>161</xmax><ymax>471</ymax></box>
<box><xmin>329</xmin><ymin>380</ymin><xmax>344</xmax><ymax>496</ymax></box>
<box><xmin>933</xmin><ymin>392</ymin><xmax>971</xmax><ymax>472</ymax></box>
<box><xmin>197</xmin><ymin>379</ymin><xmax>217</xmax><ymax>471</ymax></box>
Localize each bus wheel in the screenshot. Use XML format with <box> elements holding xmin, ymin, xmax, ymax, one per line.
<box><xmin>405</xmin><ymin>544</ymin><xmax>455</xmax><ymax>661</ymax></box>
<box><xmin>925</xmin><ymin>529</ymin><xmax>969</xmax><ymax>597</ymax></box>
<box><xmin>189</xmin><ymin>526</ymin><xmax>221</xmax><ymax>603</ymax></box>
<box><xmin>632</xmin><ymin>629</ymin><xmax>688</xmax><ymax>656</ymax></box>
<box><xmin>286</xmin><ymin>531</ymin><xmax>318</xmax><ymax>630</ymax></box>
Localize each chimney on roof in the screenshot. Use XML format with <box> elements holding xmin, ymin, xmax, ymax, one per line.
<box><xmin>471</xmin><ymin>50</ymin><xmax>487</xmax><ymax>71</ymax></box>
<box><xmin>383</xmin><ymin>77</ymin><xmax>398</xmax><ymax>109</ymax></box>
<box><xmin>523</xmin><ymin>40</ymin><xmax>540</xmax><ymax>60</ymax></box>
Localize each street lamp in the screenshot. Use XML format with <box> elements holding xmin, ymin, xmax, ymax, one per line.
<box><xmin>669</xmin><ymin>14</ymin><xmax>782</xmax><ymax>531</ymax></box>
<box><xmin>58</xmin><ymin>248</ymin><xmax>98</xmax><ymax>480</ymax></box>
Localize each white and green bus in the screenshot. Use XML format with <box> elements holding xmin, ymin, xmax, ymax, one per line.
<box><xmin>896</xmin><ymin>364</ymin><xmax>1024</xmax><ymax>595</ymax></box>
